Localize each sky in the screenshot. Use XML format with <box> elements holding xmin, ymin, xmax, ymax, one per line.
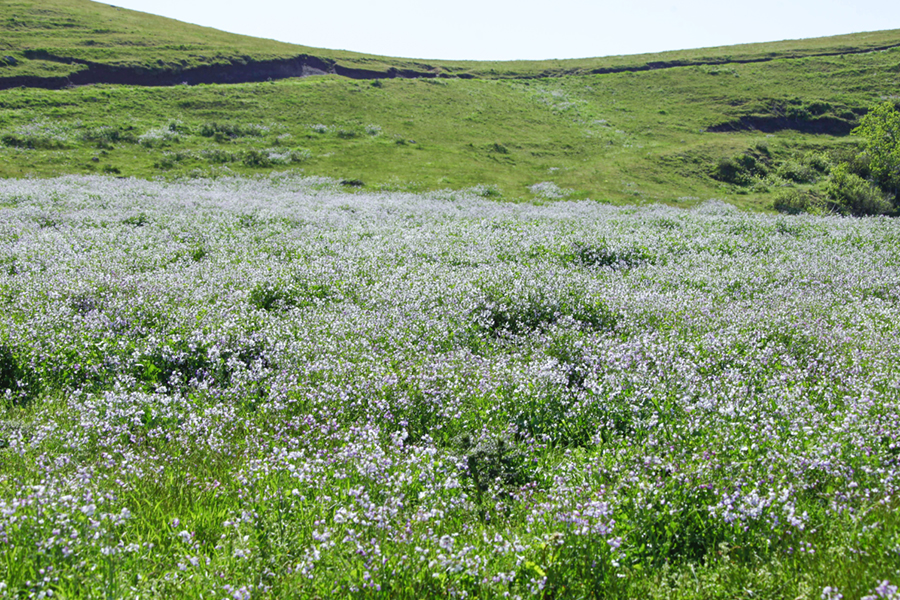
<box><xmin>107</xmin><ymin>0</ymin><xmax>900</xmax><ymax>61</ymax></box>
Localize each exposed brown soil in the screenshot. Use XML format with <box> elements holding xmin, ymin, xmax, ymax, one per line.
<box><xmin>706</xmin><ymin>115</ymin><xmax>857</xmax><ymax>135</ymax></box>
<box><xmin>0</xmin><ymin>53</ymin><xmax>455</xmax><ymax>90</ymax></box>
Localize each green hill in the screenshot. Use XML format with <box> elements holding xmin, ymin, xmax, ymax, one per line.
<box><xmin>2</xmin><ymin>0</ymin><xmax>900</xmax><ymax>209</ymax></box>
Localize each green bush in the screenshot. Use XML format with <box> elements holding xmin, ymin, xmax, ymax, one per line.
<box><xmin>79</xmin><ymin>126</ymin><xmax>137</xmax><ymax>146</ymax></box>
<box><xmin>776</xmin><ymin>160</ymin><xmax>816</xmax><ymax>183</ymax></box>
<box><xmin>1</xmin><ymin>134</ymin><xmax>66</xmax><ymax>150</ymax></box>
<box><xmin>199</xmin><ymin>122</ymin><xmax>267</xmax><ymax>139</ymax></box>
<box><xmin>772</xmin><ymin>188</ymin><xmax>827</xmax><ymax>215</ymax></box>
<box><xmin>713</xmin><ymin>152</ymin><xmax>769</xmax><ymax>185</ymax></box>
<box><xmin>853</xmin><ymin>101</ymin><xmax>900</xmax><ymax>197</ymax></box>
<box><xmin>825</xmin><ymin>163</ymin><xmax>894</xmax><ymax>216</ymax></box>
<box><xmin>0</xmin><ymin>343</ymin><xmax>38</xmax><ymax>406</ymax></box>
<box><xmin>802</xmin><ymin>151</ymin><xmax>832</xmax><ymax>174</ymax></box>
<box><xmin>242</xmin><ymin>149</ymin><xmax>271</xmax><ymax>168</ymax></box>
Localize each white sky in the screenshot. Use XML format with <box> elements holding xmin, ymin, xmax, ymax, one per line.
<box><xmin>107</xmin><ymin>0</ymin><xmax>900</xmax><ymax>61</ymax></box>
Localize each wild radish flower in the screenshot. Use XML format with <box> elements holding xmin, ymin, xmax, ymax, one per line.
<box><xmin>822</xmin><ymin>586</ymin><xmax>843</xmax><ymax>600</ymax></box>
<box><xmin>1</xmin><ymin>174</ymin><xmax>899</xmax><ymax>596</ymax></box>
<box><xmin>529</xmin><ymin>181</ymin><xmax>570</xmax><ymax>199</ymax></box>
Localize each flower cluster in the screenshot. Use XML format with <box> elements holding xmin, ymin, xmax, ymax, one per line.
<box><xmin>0</xmin><ymin>174</ymin><xmax>898</xmax><ymax>596</ymax></box>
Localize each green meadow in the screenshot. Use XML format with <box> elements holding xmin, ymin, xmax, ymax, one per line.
<box><xmin>1</xmin><ymin>51</ymin><xmax>899</xmax><ymax>208</ymax></box>
<box><xmin>2</xmin><ymin>2</ymin><xmax>900</xmax><ymax>599</ymax></box>
<box><xmin>1</xmin><ymin>1</ymin><xmax>900</xmax><ymax>208</ymax></box>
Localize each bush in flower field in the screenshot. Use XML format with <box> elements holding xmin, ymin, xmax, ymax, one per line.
<box><xmin>0</xmin><ymin>175</ymin><xmax>899</xmax><ymax>598</ymax></box>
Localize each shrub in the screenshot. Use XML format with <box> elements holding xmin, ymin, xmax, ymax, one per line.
<box><xmin>79</xmin><ymin>126</ymin><xmax>137</xmax><ymax>146</ymax></box>
<box><xmin>200</xmin><ymin>122</ymin><xmax>268</xmax><ymax>139</ymax></box>
<box><xmin>772</xmin><ymin>188</ymin><xmax>827</xmax><ymax>215</ymax></box>
<box><xmin>776</xmin><ymin>160</ymin><xmax>816</xmax><ymax>183</ymax></box>
<box><xmin>713</xmin><ymin>152</ymin><xmax>769</xmax><ymax>185</ymax></box>
<box><xmin>825</xmin><ymin>163</ymin><xmax>894</xmax><ymax>215</ymax></box>
<box><xmin>138</xmin><ymin>127</ymin><xmax>179</xmax><ymax>148</ymax></box>
<box><xmin>0</xmin><ymin>343</ymin><xmax>38</xmax><ymax>406</ymax></box>
<box><xmin>242</xmin><ymin>149</ymin><xmax>271</xmax><ymax>168</ymax></box>
<box><xmin>802</xmin><ymin>151</ymin><xmax>832</xmax><ymax>174</ymax></box>
<box><xmin>853</xmin><ymin>101</ymin><xmax>900</xmax><ymax>197</ymax></box>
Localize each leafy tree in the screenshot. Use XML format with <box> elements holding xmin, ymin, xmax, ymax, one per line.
<box><xmin>852</xmin><ymin>101</ymin><xmax>900</xmax><ymax>198</ymax></box>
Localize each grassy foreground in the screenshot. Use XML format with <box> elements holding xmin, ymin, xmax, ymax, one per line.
<box><xmin>1</xmin><ymin>175</ymin><xmax>899</xmax><ymax>598</ymax></box>
<box><xmin>2</xmin><ymin>3</ymin><xmax>900</xmax><ymax>598</ymax></box>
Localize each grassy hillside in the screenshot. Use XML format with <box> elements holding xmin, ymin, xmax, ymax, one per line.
<box><xmin>1</xmin><ymin>0</ymin><xmax>900</xmax><ymax>209</ymax></box>
<box><xmin>3</xmin><ymin>0</ymin><xmax>900</xmax><ymax>82</ymax></box>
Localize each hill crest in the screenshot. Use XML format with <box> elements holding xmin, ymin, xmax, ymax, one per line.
<box><xmin>2</xmin><ymin>0</ymin><xmax>900</xmax><ymax>88</ymax></box>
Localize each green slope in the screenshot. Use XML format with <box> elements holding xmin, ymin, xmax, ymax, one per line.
<box><xmin>3</xmin><ymin>0</ymin><xmax>900</xmax><ymax>84</ymax></box>
<box><xmin>2</xmin><ymin>0</ymin><xmax>900</xmax><ymax>209</ymax></box>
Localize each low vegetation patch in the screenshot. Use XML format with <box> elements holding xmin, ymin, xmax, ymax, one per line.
<box><xmin>1</xmin><ymin>176</ymin><xmax>898</xmax><ymax>597</ymax></box>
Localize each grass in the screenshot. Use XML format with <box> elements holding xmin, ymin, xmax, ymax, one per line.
<box><xmin>2</xmin><ymin>7</ymin><xmax>900</xmax><ymax>595</ymax></box>
<box><xmin>2</xmin><ymin>0</ymin><xmax>900</xmax><ymax>80</ymax></box>
<box><xmin>2</xmin><ymin>47</ymin><xmax>899</xmax><ymax>206</ymax></box>
<box><xmin>1</xmin><ymin>2</ymin><xmax>900</xmax><ymax>207</ymax></box>
<box><xmin>1</xmin><ymin>176</ymin><xmax>899</xmax><ymax>598</ymax></box>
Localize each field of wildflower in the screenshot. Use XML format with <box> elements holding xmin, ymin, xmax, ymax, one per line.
<box><xmin>1</xmin><ymin>175</ymin><xmax>899</xmax><ymax>599</ymax></box>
